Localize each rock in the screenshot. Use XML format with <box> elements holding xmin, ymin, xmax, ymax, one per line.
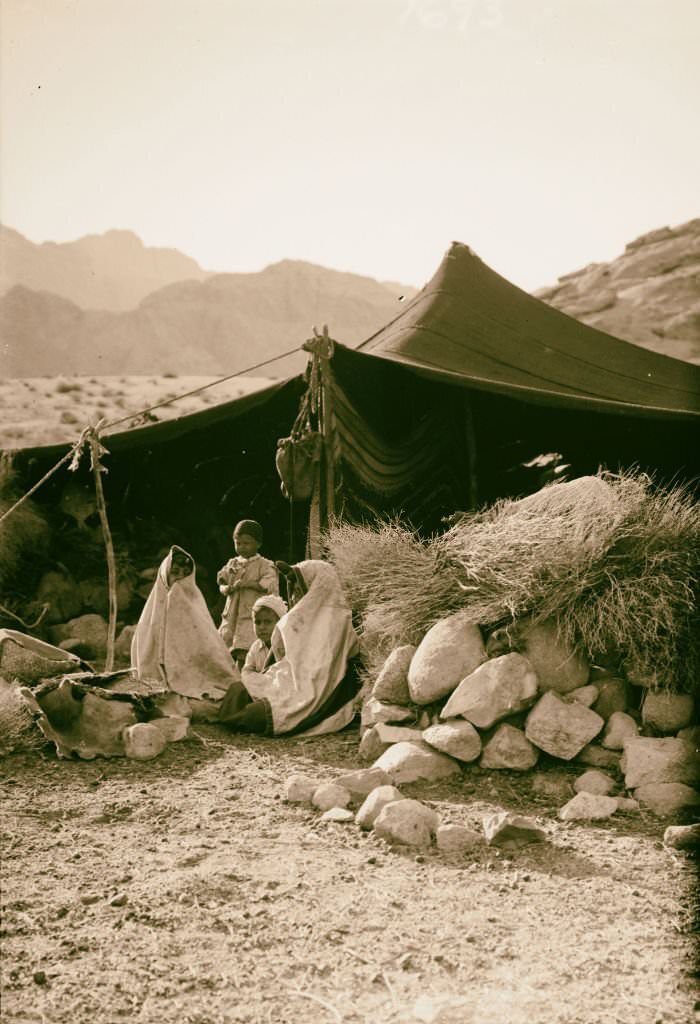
<box><xmin>678</xmin><ymin>725</ymin><xmax>700</xmax><ymax>749</ymax></box>
<box><xmin>573</xmin><ymin>769</ymin><xmax>616</xmax><ymax>796</ymax></box>
<box><xmin>320</xmin><ymin>807</ymin><xmax>355</xmax><ymax>823</ymax></box>
<box><xmin>521</xmin><ymin>620</ymin><xmax>589</xmax><ymax>694</ymax></box>
<box><xmin>440</xmin><ymin>653</ymin><xmax>538</xmax><ymax>728</ymax></box>
<box><xmin>35</xmin><ymin>570</ymin><xmax>83</xmax><ymax>625</ymax></box>
<box><xmin>634</xmin><ymin>783</ymin><xmax>700</xmax><ymax>816</ymax></box>
<box><xmin>615</xmin><ymin>796</ymin><xmax>640</xmax><ymax>812</ymax></box>
<box><xmin>114</xmin><ymin>625</ymin><xmax>137</xmax><ymax>665</ymax></box>
<box><xmin>422</xmin><ymin>719</ymin><xmax>482</xmax><ymax>763</ymax></box>
<box><xmin>335</xmin><ymin>767</ymin><xmax>392</xmax><ymax>801</ymax></box>
<box><xmin>525</xmin><ymin>692</ymin><xmax>604</xmax><ymax>760</ymax></box>
<box><xmin>312</xmin><ymin>782</ymin><xmax>352</xmax><ymax>812</ymax></box>
<box><xmin>480</xmin><ymin>724</ymin><xmax>539</xmax><ymax>770</ymax></box>
<box><xmin>358</xmin><ymin>726</ymin><xmax>390</xmax><ymax>762</ymax></box>
<box><xmin>355</xmin><ymin>785</ymin><xmax>405</xmax><ymax>830</ymax></box>
<box><xmin>641</xmin><ymin>691</ymin><xmax>695</xmax><ymax>734</ymax></box>
<box><xmin>149</xmin><ymin>715</ymin><xmax>189</xmax><ymax>742</ymax></box>
<box><xmin>0</xmin><ymin>629</ymin><xmax>81</xmax><ymax>684</ymax></box>
<box><xmin>436</xmin><ymin>824</ymin><xmax>484</xmax><ymax>853</ymax></box>
<box><xmin>663</xmin><ymin>823</ymin><xmax>700</xmax><ymax>851</ymax></box>
<box><xmin>361</xmin><ymin>698</ymin><xmax>417</xmax><ymax>729</ymax></box>
<box><xmin>28</xmin><ymin>682</ymin><xmax>138</xmax><ymax>759</ymax></box>
<box><xmin>621</xmin><ymin>737</ymin><xmax>700</xmax><ymax>789</ymax></box>
<box><xmin>153</xmin><ymin>692</ymin><xmax>192</xmax><ymax>718</ymax></box>
<box><xmin>601</xmin><ymin>711</ymin><xmax>640</xmax><ymax>750</ymax></box>
<box><xmin>567</xmin><ymin>684</ymin><xmax>599</xmax><ymax>708</ymax></box>
<box><xmin>284</xmin><ymin>774</ymin><xmax>319</xmax><ymax>803</ymax></box>
<box><xmin>558</xmin><ymin>792</ymin><xmax>619</xmax><ymax>821</ymax></box>
<box><xmin>482</xmin><ymin>810</ymin><xmax>546</xmax><ymax>847</ymax></box>
<box><xmin>372</xmin><ymin>645</ymin><xmax>416</xmax><ymax>704</ymax></box>
<box><xmin>592</xmin><ymin>677</ymin><xmax>628</xmax><ymax>719</ymax></box>
<box><xmin>373</xmin><ymin>799</ymin><xmax>440</xmax><ymax>847</ymax></box>
<box><xmin>375</xmin><ymin>722</ymin><xmax>426</xmax><ymax>746</ymax></box>
<box><xmin>78</xmin><ymin>578</ymin><xmax>133</xmax><ymax>617</ymax></box>
<box><xmin>372</xmin><ymin>741</ymin><xmax>461</xmax><ymax>784</ymax></box>
<box><xmin>122</xmin><ymin>723</ymin><xmax>167</xmax><ymax>760</ymax></box>
<box><xmin>49</xmin><ymin>614</ymin><xmax>109</xmax><ymax>660</ymax></box>
<box><xmin>575</xmin><ymin>743</ymin><xmax>622</xmax><ymax>769</ymax></box>
<box><xmin>109</xmin><ymin>892</ymin><xmax>128</xmax><ymax>907</ymax></box>
<box><xmin>407</xmin><ymin>611</ymin><xmax>486</xmax><ymax>705</ymax></box>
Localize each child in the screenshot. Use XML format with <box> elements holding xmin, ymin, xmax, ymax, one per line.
<box><xmin>241</xmin><ymin>594</ymin><xmax>288</xmax><ymax>681</ymax></box>
<box><xmin>217</xmin><ymin>520</ymin><xmax>279</xmax><ymax>667</ymax></box>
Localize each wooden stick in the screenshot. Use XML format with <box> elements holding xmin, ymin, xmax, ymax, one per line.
<box><xmin>88</xmin><ymin>433</ymin><xmax>118</xmax><ymax>672</ymax></box>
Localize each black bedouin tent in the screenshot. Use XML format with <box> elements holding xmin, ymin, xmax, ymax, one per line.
<box><xmin>11</xmin><ymin>241</ymin><xmax>700</xmax><ymax>594</ymax></box>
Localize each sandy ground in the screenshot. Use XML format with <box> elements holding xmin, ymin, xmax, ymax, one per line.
<box><xmin>0</xmin><ymin>376</ymin><xmax>277</xmax><ymax>450</ymax></box>
<box><xmin>1</xmin><ymin>726</ymin><xmax>698</xmax><ymax>1024</ymax></box>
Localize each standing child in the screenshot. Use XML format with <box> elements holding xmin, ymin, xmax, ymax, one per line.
<box><xmin>217</xmin><ymin>520</ymin><xmax>279</xmax><ymax>667</ymax></box>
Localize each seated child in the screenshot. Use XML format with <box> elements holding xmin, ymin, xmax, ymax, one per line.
<box><xmin>217</xmin><ymin>519</ymin><xmax>279</xmax><ymax>667</ymax></box>
<box><xmin>241</xmin><ymin>594</ymin><xmax>288</xmax><ymax>685</ymax></box>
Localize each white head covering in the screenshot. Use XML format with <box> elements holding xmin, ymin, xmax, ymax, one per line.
<box><xmin>252</xmin><ymin>594</ymin><xmax>288</xmax><ymax>620</ymax></box>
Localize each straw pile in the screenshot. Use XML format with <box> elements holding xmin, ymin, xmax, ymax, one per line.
<box><xmin>324</xmin><ymin>471</ymin><xmax>700</xmax><ymax>695</ymax></box>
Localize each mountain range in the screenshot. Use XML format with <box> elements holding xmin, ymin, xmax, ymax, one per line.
<box><xmin>1</xmin><ymin>219</ymin><xmax>698</xmax><ymax>378</ymax></box>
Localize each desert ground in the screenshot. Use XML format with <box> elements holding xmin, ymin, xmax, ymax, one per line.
<box><xmin>1</xmin><ymin>724</ymin><xmax>698</xmax><ymax>1024</ymax></box>
<box><xmin>0</xmin><ymin>376</ymin><xmax>276</xmax><ymax>451</ymax></box>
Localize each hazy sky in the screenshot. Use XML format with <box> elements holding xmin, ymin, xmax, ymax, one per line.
<box><xmin>1</xmin><ymin>0</ymin><xmax>698</xmax><ymax>290</ymax></box>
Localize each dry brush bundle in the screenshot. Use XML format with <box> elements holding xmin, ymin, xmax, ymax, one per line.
<box><xmin>439</xmin><ymin>471</ymin><xmax>700</xmax><ymax>695</ymax></box>
<box><xmin>324</xmin><ymin>518</ymin><xmax>464</xmax><ymax>680</ymax></box>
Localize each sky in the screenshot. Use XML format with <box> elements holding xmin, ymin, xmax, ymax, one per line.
<box><xmin>1</xmin><ymin>0</ymin><xmax>699</xmax><ymax>291</ymax></box>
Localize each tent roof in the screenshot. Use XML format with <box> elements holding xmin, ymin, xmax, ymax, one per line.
<box><xmin>354</xmin><ymin>242</ymin><xmax>700</xmax><ymax>419</ymax></box>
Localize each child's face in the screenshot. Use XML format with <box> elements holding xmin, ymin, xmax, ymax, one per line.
<box><xmin>253</xmin><ymin>607</ymin><xmax>278</xmax><ymax>645</ymax></box>
<box><xmin>234</xmin><ymin>532</ymin><xmax>260</xmax><ymax>558</ymax></box>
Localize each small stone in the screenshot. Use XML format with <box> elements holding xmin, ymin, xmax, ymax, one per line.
<box><xmin>372</xmin><ymin>741</ymin><xmax>461</xmax><ymax>784</ymax></box>
<box><xmin>663</xmin><ymin>823</ymin><xmax>700</xmax><ymax>851</ymax></box>
<box><xmin>371</xmin><ymin>645</ymin><xmax>416</xmax><ymax>704</ymax></box>
<box><xmin>573</xmin><ymin>770</ymin><xmax>616</xmax><ymax>796</ymax></box>
<box><xmin>422</xmin><ymin>719</ymin><xmax>482</xmax><ymax>763</ymax></box>
<box><xmin>601</xmin><ymin>711</ymin><xmax>640</xmax><ymax>750</ymax></box>
<box><xmin>592</xmin><ymin>677</ymin><xmax>628</xmax><ymax>719</ymax></box>
<box><xmin>575</xmin><ymin>743</ymin><xmax>622</xmax><ymax>769</ymax></box>
<box><xmin>482</xmin><ymin>810</ymin><xmax>546</xmax><ymax>847</ymax></box>
<box><xmin>525</xmin><ymin>692</ymin><xmax>604</xmax><ymax>760</ymax></box>
<box><xmin>335</xmin><ymin>767</ymin><xmax>392</xmax><ymax>801</ymax></box>
<box><xmin>633</xmin><ymin>783</ymin><xmax>700</xmax><ymax>817</ymax></box>
<box><xmin>312</xmin><ymin>782</ymin><xmax>352</xmax><ymax>812</ymax></box>
<box><xmin>33</xmin><ymin>971</ymin><xmax>48</xmax><ymax>985</ymax></box>
<box><xmin>558</xmin><ymin>792</ymin><xmax>619</xmax><ymax>821</ymax></box>
<box><xmin>320</xmin><ymin>807</ymin><xmax>355</xmax><ymax>823</ymax></box>
<box><xmin>361</xmin><ymin>698</ymin><xmax>416</xmax><ymax>729</ymax></box>
<box><xmin>567</xmin><ymin>685</ymin><xmax>599</xmax><ymax>708</ymax></box>
<box><xmin>355</xmin><ymin>785</ymin><xmax>405</xmax><ymax>830</ymax></box>
<box><xmin>122</xmin><ymin>723</ymin><xmax>167</xmax><ymax>760</ymax></box>
<box><xmin>80</xmin><ymin>893</ymin><xmax>100</xmax><ymax>905</ymax></box>
<box><xmin>284</xmin><ymin>774</ymin><xmax>319</xmax><ymax>803</ymax></box>
<box><xmin>480</xmin><ymin>724</ymin><xmax>539</xmax><ymax>771</ymax></box>
<box><xmin>358</xmin><ymin>726</ymin><xmax>389</xmax><ymax>762</ymax></box>
<box><xmin>374</xmin><ymin>722</ymin><xmax>425</xmax><ymax>745</ymax></box>
<box><xmin>109</xmin><ymin>892</ymin><xmax>128</xmax><ymax>907</ymax></box>
<box><xmin>373</xmin><ymin>799</ymin><xmax>440</xmax><ymax>847</ymax></box>
<box><xmin>436</xmin><ymin>824</ymin><xmax>483</xmax><ymax>853</ymax></box>
<box><xmin>641</xmin><ymin>691</ymin><xmax>695</xmax><ymax>734</ymax></box>
<box><xmin>530</xmin><ymin>771</ymin><xmax>573</xmax><ymax>802</ymax></box>
<box><xmin>615</xmin><ymin>796</ymin><xmax>640</xmax><ymax>812</ymax></box>
<box><xmin>149</xmin><ymin>715</ymin><xmax>190</xmax><ymax>743</ymax></box>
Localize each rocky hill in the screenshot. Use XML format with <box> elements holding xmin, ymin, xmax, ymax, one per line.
<box><xmin>0</xmin><ymin>226</ymin><xmax>209</xmax><ymax>311</ymax></box>
<box><xmin>0</xmin><ymin>258</ymin><xmax>411</xmax><ymax>377</ymax></box>
<box><xmin>535</xmin><ymin>217</ymin><xmax>700</xmax><ymax>364</ymax></box>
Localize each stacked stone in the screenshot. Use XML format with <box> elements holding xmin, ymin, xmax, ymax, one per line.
<box><xmin>358</xmin><ymin>611</ymin><xmax>699</xmax><ymax>818</ymax></box>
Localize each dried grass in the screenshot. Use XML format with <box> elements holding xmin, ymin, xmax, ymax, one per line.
<box><xmin>325</xmin><ymin>472</ymin><xmax>700</xmax><ymax>694</ymax></box>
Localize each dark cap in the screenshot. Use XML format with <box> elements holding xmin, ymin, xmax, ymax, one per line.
<box><xmin>233</xmin><ymin>519</ymin><xmax>263</xmax><ymax>543</ymax></box>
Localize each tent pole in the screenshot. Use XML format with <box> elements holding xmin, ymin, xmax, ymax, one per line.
<box><xmin>464</xmin><ymin>393</ymin><xmax>478</xmax><ymax>509</ymax></box>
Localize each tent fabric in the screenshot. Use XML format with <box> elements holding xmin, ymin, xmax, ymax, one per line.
<box><xmin>354</xmin><ymin>242</ymin><xmax>700</xmax><ymax>420</ymax></box>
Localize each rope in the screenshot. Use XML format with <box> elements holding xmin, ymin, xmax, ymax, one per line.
<box><xmin>0</xmin><ymin>428</ymin><xmax>90</xmax><ymax>528</ymax></box>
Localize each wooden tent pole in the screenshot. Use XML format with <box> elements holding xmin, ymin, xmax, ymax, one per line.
<box><xmin>319</xmin><ymin>328</ymin><xmax>336</xmax><ymax>523</ymax></box>
<box><xmin>88</xmin><ymin>431</ymin><xmax>118</xmax><ymax>672</ymax></box>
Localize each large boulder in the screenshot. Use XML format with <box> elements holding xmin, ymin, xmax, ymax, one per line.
<box><xmin>440</xmin><ymin>653</ymin><xmax>538</xmax><ymax>728</ymax></box>
<box><xmin>521</xmin><ymin>620</ymin><xmax>589</xmax><ymax>694</ymax></box>
<box><xmin>371</xmin><ymin>645</ymin><xmax>416</xmax><ymax>705</ymax></box>
<box><xmin>407</xmin><ymin>611</ymin><xmax>486</xmax><ymax>705</ymax></box>
<box><xmin>372</xmin><ymin>741</ymin><xmax>461</xmax><ymax>784</ymax></box>
<box><xmin>525</xmin><ymin>691</ymin><xmax>604</xmax><ymax>760</ymax></box>
<box><xmin>621</xmin><ymin>737</ymin><xmax>700</xmax><ymax>789</ymax></box>
<box><xmin>480</xmin><ymin>724</ymin><xmax>539</xmax><ymax>770</ymax></box>
<box><xmin>34</xmin><ymin>570</ymin><xmax>83</xmax><ymax>625</ymax></box>
<box><xmin>373</xmin><ymin>799</ymin><xmax>440</xmax><ymax>847</ymax></box>
<box><xmin>422</xmin><ymin>719</ymin><xmax>482</xmax><ymax>763</ymax></box>
<box><xmin>641</xmin><ymin>691</ymin><xmax>695</xmax><ymax>734</ymax></box>
<box><xmin>49</xmin><ymin>614</ymin><xmax>109</xmax><ymax>661</ymax></box>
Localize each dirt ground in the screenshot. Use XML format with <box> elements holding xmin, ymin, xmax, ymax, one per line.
<box><xmin>1</xmin><ymin>725</ymin><xmax>698</xmax><ymax>1024</ymax></box>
